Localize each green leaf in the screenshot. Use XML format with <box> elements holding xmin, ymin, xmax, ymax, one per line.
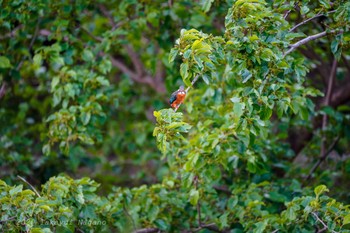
<box><xmin>260</xmin><ymin>48</ymin><xmax>274</xmax><ymax>61</ymax></box>
<box><xmin>180</xmin><ymin>62</ymin><xmax>189</xmax><ymax>80</ymax></box>
<box><xmin>189</xmin><ymin>189</ymin><xmax>199</xmax><ymax>205</ymax></box>
<box><xmin>0</xmin><ymin>56</ymin><xmax>12</xmax><ymax>68</ymax></box>
<box><xmin>33</xmin><ymin>53</ymin><xmax>42</xmax><ymax>66</ymax></box>
<box><xmin>255</xmin><ymin>220</ymin><xmax>267</xmax><ymax>233</ymax></box>
<box><xmin>42</xmin><ymin>144</ymin><xmax>51</xmax><ymax>156</ymax></box>
<box><xmin>260</xmin><ymin>106</ymin><xmax>272</xmax><ymax>120</ymax></box>
<box><xmin>267</xmin><ymin>191</ymin><xmax>287</xmax><ymax>203</ymax></box>
<box><xmin>343</xmin><ymin>214</ymin><xmax>350</xmax><ymax>226</ymax></box>
<box><xmin>82</xmin><ymin>50</ymin><xmax>94</xmax><ymax>62</ymax></box>
<box><xmin>148</xmin><ymin>205</ymin><xmax>160</xmax><ymax>222</ymax></box>
<box><xmin>230</xmin><ymin>97</ymin><xmax>240</xmax><ymax>103</ymax></box>
<box><xmin>154</xmin><ymin>219</ymin><xmax>169</xmax><ymax>230</ymax></box>
<box><xmin>233</xmin><ymin>102</ymin><xmax>244</xmax><ymax>119</ymax></box>
<box><xmin>331</xmin><ymin>39</ymin><xmax>339</xmax><ymax>55</ymax></box>
<box><xmin>202</xmin><ymin>0</ymin><xmax>214</xmax><ymax>13</ymax></box>
<box><xmin>168</xmin><ymin>48</ymin><xmax>179</xmax><ymax>63</ymax></box>
<box><xmin>202</xmin><ymin>74</ymin><xmax>210</xmax><ymax>84</ymax></box>
<box><xmin>39</xmin><ymin>205</ymin><xmax>53</xmax><ymax>211</ymax></box>
<box><xmin>30</xmin><ymin>228</ymin><xmax>53</xmax><ymax>233</ymax></box>
<box><xmin>51</xmin><ymin>77</ymin><xmax>60</xmax><ymax>90</ymax></box>
<box><xmin>319</xmin><ymin>0</ymin><xmax>331</xmax><ymax>8</ymax></box>
<box><xmin>241</xmin><ymin>69</ymin><xmax>252</xmax><ymax>83</ymax></box>
<box><xmin>9</xmin><ymin>185</ymin><xmax>23</xmax><ymax>196</ymax></box>
<box><xmin>314</xmin><ymin>185</ymin><xmax>329</xmax><ymax>198</ymax></box>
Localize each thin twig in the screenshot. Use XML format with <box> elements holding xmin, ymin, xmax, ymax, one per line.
<box><xmin>305</xmin><ymin>59</ymin><xmax>338</xmax><ymax>181</ymax></box>
<box><xmin>193</xmin><ymin>223</ymin><xmax>225</xmax><ymax>233</ymax></box>
<box><xmin>174</xmin><ymin>75</ymin><xmax>200</xmax><ymax>112</ymax></box>
<box><xmin>284</xmin><ymin>30</ymin><xmax>344</xmax><ymax>56</ymax></box>
<box><xmin>0</xmin><ymin>83</ymin><xmax>6</xmax><ymax>100</ymax></box>
<box><xmin>80</xmin><ymin>27</ymin><xmax>103</xmax><ymax>42</ymax></box>
<box><xmin>305</xmin><ymin>136</ymin><xmax>340</xmax><ymax>181</ymax></box>
<box><xmin>134</xmin><ymin>228</ymin><xmax>159</xmax><ymax>233</ymax></box>
<box><xmin>0</xmin><ymin>25</ymin><xmax>23</xmax><ymax>40</ymax></box>
<box><xmin>284</xmin><ymin>2</ymin><xmax>298</xmax><ymax>19</ymax></box>
<box><xmin>321</xmin><ymin>59</ymin><xmax>337</xmax><ymax>152</ymax></box>
<box><xmin>312</xmin><ymin>212</ymin><xmax>339</xmax><ymax>233</ymax></box>
<box><xmin>289</xmin><ymin>10</ymin><xmax>336</xmax><ymax>32</ymax></box>
<box><xmin>194</xmin><ymin>176</ymin><xmax>202</xmax><ymax>227</ymax></box>
<box><xmin>123</xmin><ymin>204</ymin><xmax>136</xmax><ymax>231</ymax></box>
<box><xmin>0</xmin><ymin>216</ymin><xmax>16</xmax><ymax>223</ymax></box>
<box><xmin>284</xmin><ymin>9</ymin><xmax>292</xmax><ymax>19</ymax></box>
<box><xmin>16</xmin><ymin>18</ymin><xmax>42</xmax><ymax>71</ymax></box>
<box><xmin>17</xmin><ymin>175</ymin><xmax>41</xmax><ymax>197</ymax></box>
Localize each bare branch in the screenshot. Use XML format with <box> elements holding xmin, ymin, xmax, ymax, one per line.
<box><xmin>110</xmin><ymin>56</ymin><xmax>138</xmax><ymax>80</ymax></box>
<box><xmin>124</xmin><ymin>44</ymin><xmax>145</xmax><ymax>76</ymax></box>
<box><xmin>0</xmin><ymin>25</ymin><xmax>23</xmax><ymax>40</ymax></box>
<box><xmin>0</xmin><ymin>216</ymin><xmax>16</xmax><ymax>223</ymax></box>
<box><xmin>154</xmin><ymin>44</ymin><xmax>165</xmax><ymax>83</ymax></box>
<box><xmin>289</xmin><ymin>10</ymin><xmax>336</xmax><ymax>32</ymax></box>
<box><xmin>194</xmin><ymin>176</ymin><xmax>202</xmax><ymax>227</ymax></box>
<box><xmin>80</xmin><ymin>27</ymin><xmax>103</xmax><ymax>42</ymax></box>
<box><xmin>284</xmin><ymin>2</ymin><xmax>298</xmax><ymax>19</ymax></box>
<box><xmin>284</xmin><ymin>9</ymin><xmax>293</xmax><ymax>19</ymax></box>
<box><xmin>304</xmin><ymin>60</ymin><xmax>338</xmax><ymax>182</ymax></box>
<box><xmin>98</xmin><ymin>4</ymin><xmax>116</xmax><ymax>28</ymax></box>
<box><xmin>328</xmin><ymin>81</ymin><xmax>350</xmax><ymax>106</ymax></box>
<box><xmin>305</xmin><ymin>136</ymin><xmax>340</xmax><ymax>181</ymax></box>
<box><xmin>312</xmin><ymin>212</ymin><xmax>339</xmax><ymax>233</ymax></box>
<box><xmin>134</xmin><ymin>228</ymin><xmax>159</xmax><ymax>233</ymax></box>
<box><xmin>16</xmin><ymin>18</ymin><xmax>42</xmax><ymax>71</ymax></box>
<box><xmin>0</xmin><ymin>82</ymin><xmax>6</xmax><ymax>100</ymax></box>
<box><xmin>284</xmin><ymin>30</ymin><xmax>344</xmax><ymax>56</ymax></box>
<box><xmin>320</xmin><ymin>58</ymin><xmax>337</xmax><ymax>136</ymax></box>
<box><xmin>17</xmin><ymin>175</ymin><xmax>41</xmax><ymax>197</ymax></box>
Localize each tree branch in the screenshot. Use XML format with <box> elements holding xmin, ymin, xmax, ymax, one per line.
<box><xmin>305</xmin><ymin>136</ymin><xmax>340</xmax><ymax>181</ymax></box>
<box><xmin>16</xmin><ymin>18</ymin><xmax>42</xmax><ymax>71</ymax></box>
<box><xmin>284</xmin><ymin>30</ymin><xmax>344</xmax><ymax>56</ymax></box>
<box><xmin>0</xmin><ymin>216</ymin><xmax>16</xmax><ymax>223</ymax></box>
<box><xmin>284</xmin><ymin>2</ymin><xmax>298</xmax><ymax>19</ymax></box>
<box><xmin>134</xmin><ymin>228</ymin><xmax>159</xmax><ymax>233</ymax></box>
<box><xmin>17</xmin><ymin>175</ymin><xmax>41</xmax><ymax>197</ymax></box>
<box><xmin>0</xmin><ymin>82</ymin><xmax>6</xmax><ymax>100</ymax></box>
<box><xmin>80</xmin><ymin>27</ymin><xmax>103</xmax><ymax>42</ymax></box>
<box><xmin>110</xmin><ymin>56</ymin><xmax>138</xmax><ymax>79</ymax></box>
<box><xmin>289</xmin><ymin>10</ymin><xmax>336</xmax><ymax>32</ymax></box>
<box><xmin>312</xmin><ymin>212</ymin><xmax>339</xmax><ymax>233</ymax></box>
<box><xmin>124</xmin><ymin>44</ymin><xmax>145</xmax><ymax>77</ymax></box>
<box><xmin>0</xmin><ymin>25</ymin><xmax>23</xmax><ymax>40</ymax></box>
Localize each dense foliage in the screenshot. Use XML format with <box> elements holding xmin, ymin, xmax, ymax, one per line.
<box><xmin>1</xmin><ymin>0</ymin><xmax>350</xmax><ymax>232</ymax></box>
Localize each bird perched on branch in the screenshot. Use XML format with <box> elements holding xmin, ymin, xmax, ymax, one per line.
<box><xmin>169</xmin><ymin>86</ymin><xmax>186</xmax><ymax>110</ymax></box>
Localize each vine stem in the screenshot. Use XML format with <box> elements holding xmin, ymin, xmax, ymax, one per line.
<box><xmin>17</xmin><ymin>175</ymin><xmax>41</xmax><ymax>197</ymax></box>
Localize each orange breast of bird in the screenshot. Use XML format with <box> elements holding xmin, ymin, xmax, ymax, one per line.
<box><xmin>171</xmin><ymin>92</ymin><xmax>186</xmax><ymax>109</ymax></box>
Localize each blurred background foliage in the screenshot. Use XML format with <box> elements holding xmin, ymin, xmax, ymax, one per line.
<box><xmin>0</xmin><ymin>0</ymin><xmax>350</xmax><ymax>232</ymax></box>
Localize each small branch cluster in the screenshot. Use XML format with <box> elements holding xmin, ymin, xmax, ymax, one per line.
<box><xmin>312</xmin><ymin>212</ymin><xmax>339</xmax><ymax>233</ymax></box>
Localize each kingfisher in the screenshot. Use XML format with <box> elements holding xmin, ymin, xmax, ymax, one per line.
<box><xmin>169</xmin><ymin>86</ymin><xmax>186</xmax><ymax>110</ymax></box>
